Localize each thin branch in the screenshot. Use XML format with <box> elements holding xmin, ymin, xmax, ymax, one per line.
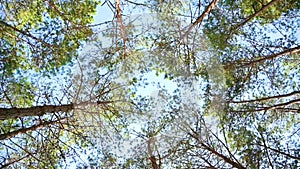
<box><xmin>258</xmin><ymin>144</ymin><xmax>300</xmax><ymax>160</ymax></box>
<box><xmin>124</xmin><ymin>0</ymin><xmax>148</xmax><ymax>7</ymax></box>
<box><xmin>8</xmin><ymin>139</ymin><xmax>40</xmax><ymax>162</ymax></box>
<box><xmin>1</xmin><ymin>154</ymin><xmax>29</xmax><ymax>168</ymax></box>
<box><xmin>45</xmin><ymin>0</ymin><xmax>69</xmax><ymax>22</ymax></box>
<box><xmin>233</xmin><ymin>98</ymin><xmax>300</xmax><ymax>113</ymax></box>
<box><xmin>242</xmin><ymin>45</ymin><xmax>300</xmax><ymax>67</ymax></box>
<box><xmin>210</xmin><ymin>130</ymin><xmax>244</xmax><ymax>168</ymax></box>
<box><xmin>257</xmin><ymin>128</ymin><xmax>274</xmax><ymax>168</ymax></box>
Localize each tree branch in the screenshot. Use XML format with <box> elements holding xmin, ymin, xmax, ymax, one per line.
<box><xmin>182</xmin><ymin>0</ymin><xmax>219</xmax><ymax>39</ymax></box>
<box><xmin>232</xmin><ymin>0</ymin><xmax>280</xmax><ymax>31</ymax></box>
<box><xmin>188</xmin><ymin>129</ymin><xmax>246</xmax><ymax>169</ymax></box>
<box><xmin>225</xmin><ymin>45</ymin><xmax>300</xmax><ymax>69</ymax></box>
<box><xmin>0</xmin><ymin>20</ymin><xmax>52</xmax><ymax>48</ymax></box>
<box><xmin>0</xmin><ymin>118</ymin><xmax>66</xmax><ymax>140</ymax></box>
<box><xmin>233</xmin><ymin>98</ymin><xmax>300</xmax><ymax>113</ymax></box>
<box><xmin>242</xmin><ymin>45</ymin><xmax>300</xmax><ymax>67</ymax></box>
<box><xmin>0</xmin><ymin>104</ymin><xmax>74</xmax><ymax>120</ymax></box>
<box><xmin>230</xmin><ymin>90</ymin><xmax>300</xmax><ymax>104</ymax></box>
<box><xmin>115</xmin><ymin>0</ymin><xmax>127</xmax><ymax>56</ymax></box>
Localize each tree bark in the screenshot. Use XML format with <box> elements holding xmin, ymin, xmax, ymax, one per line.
<box><xmin>0</xmin><ymin>104</ymin><xmax>74</xmax><ymax>120</ymax></box>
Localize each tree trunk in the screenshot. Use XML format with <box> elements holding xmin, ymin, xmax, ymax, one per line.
<box><xmin>0</xmin><ymin>104</ymin><xmax>74</xmax><ymax>120</ymax></box>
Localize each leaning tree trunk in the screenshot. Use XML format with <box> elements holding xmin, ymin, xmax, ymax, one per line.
<box><xmin>0</xmin><ymin>104</ymin><xmax>74</xmax><ymax>120</ymax></box>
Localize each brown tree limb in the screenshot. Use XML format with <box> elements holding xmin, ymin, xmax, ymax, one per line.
<box><xmin>8</xmin><ymin>139</ymin><xmax>40</xmax><ymax>162</ymax></box>
<box><xmin>254</xmin><ymin>98</ymin><xmax>300</xmax><ymax>112</ymax></box>
<box><xmin>199</xmin><ymin>143</ymin><xmax>246</xmax><ymax>169</ymax></box>
<box><xmin>1</xmin><ymin>154</ymin><xmax>30</xmax><ymax>168</ymax></box>
<box><xmin>0</xmin><ymin>104</ymin><xmax>74</xmax><ymax>120</ymax></box>
<box><xmin>45</xmin><ymin>0</ymin><xmax>68</xmax><ymax>22</ymax></box>
<box><xmin>257</xmin><ymin>129</ymin><xmax>274</xmax><ymax>168</ymax></box>
<box><xmin>0</xmin><ymin>100</ymin><xmax>118</xmax><ymax>121</ymax></box>
<box><xmin>188</xmin><ymin>129</ymin><xmax>246</xmax><ymax>169</ymax></box>
<box><xmin>124</xmin><ymin>0</ymin><xmax>148</xmax><ymax>7</ymax></box>
<box><xmin>225</xmin><ymin>45</ymin><xmax>300</xmax><ymax>69</ymax></box>
<box><xmin>257</xmin><ymin>144</ymin><xmax>300</xmax><ymax>160</ymax></box>
<box><xmin>233</xmin><ymin>98</ymin><xmax>300</xmax><ymax>113</ymax></box>
<box><xmin>115</xmin><ymin>0</ymin><xmax>127</xmax><ymax>56</ymax></box>
<box><xmin>232</xmin><ymin>0</ymin><xmax>280</xmax><ymax>31</ymax></box>
<box><xmin>230</xmin><ymin>90</ymin><xmax>300</xmax><ymax>104</ymax></box>
<box><xmin>241</xmin><ymin>45</ymin><xmax>300</xmax><ymax>67</ymax></box>
<box><xmin>182</xmin><ymin>0</ymin><xmax>219</xmax><ymax>39</ymax></box>
<box><xmin>147</xmin><ymin>137</ymin><xmax>160</xmax><ymax>169</ymax></box>
<box><xmin>45</xmin><ymin>0</ymin><xmax>94</xmax><ymax>30</ymax></box>
<box><xmin>0</xmin><ymin>118</ymin><xmax>66</xmax><ymax>140</ymax></box>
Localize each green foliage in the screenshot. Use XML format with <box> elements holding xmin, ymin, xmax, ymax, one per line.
<box><xmin>1</xmin><ymin>0</ymin><xmax>99</xmax><ymax>74</ymax></box>
<box><xmin>204</xmin><ymin>0</ymin><xmax>300</xmax><ymax>50</ymax></box>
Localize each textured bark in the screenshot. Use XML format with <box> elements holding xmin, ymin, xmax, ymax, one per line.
<box><xmin>147</xmin><ymin>137</ymin><xmax>161</xmax><ymax>169</ymax></box>
<box><xmin>0</xmin><ymin>104</ymin><xmax>74</xmax><ymax>120</ymax></box>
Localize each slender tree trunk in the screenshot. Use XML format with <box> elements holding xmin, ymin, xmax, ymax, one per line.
<box><xmin>0</xmin><ymin>104</ymin><xmax>74</xmax><ymax>120</ymax></box>
<box><xmin>0</xmin><ymin>100</ymin><xmax>116</xmax><ymax>120</ymax></box>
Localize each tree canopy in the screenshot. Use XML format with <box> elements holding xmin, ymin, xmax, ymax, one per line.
<box><xmin>0</xmin><ymin>0</ymin><xmax>299</xmax><ymax>168</ymax></box>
